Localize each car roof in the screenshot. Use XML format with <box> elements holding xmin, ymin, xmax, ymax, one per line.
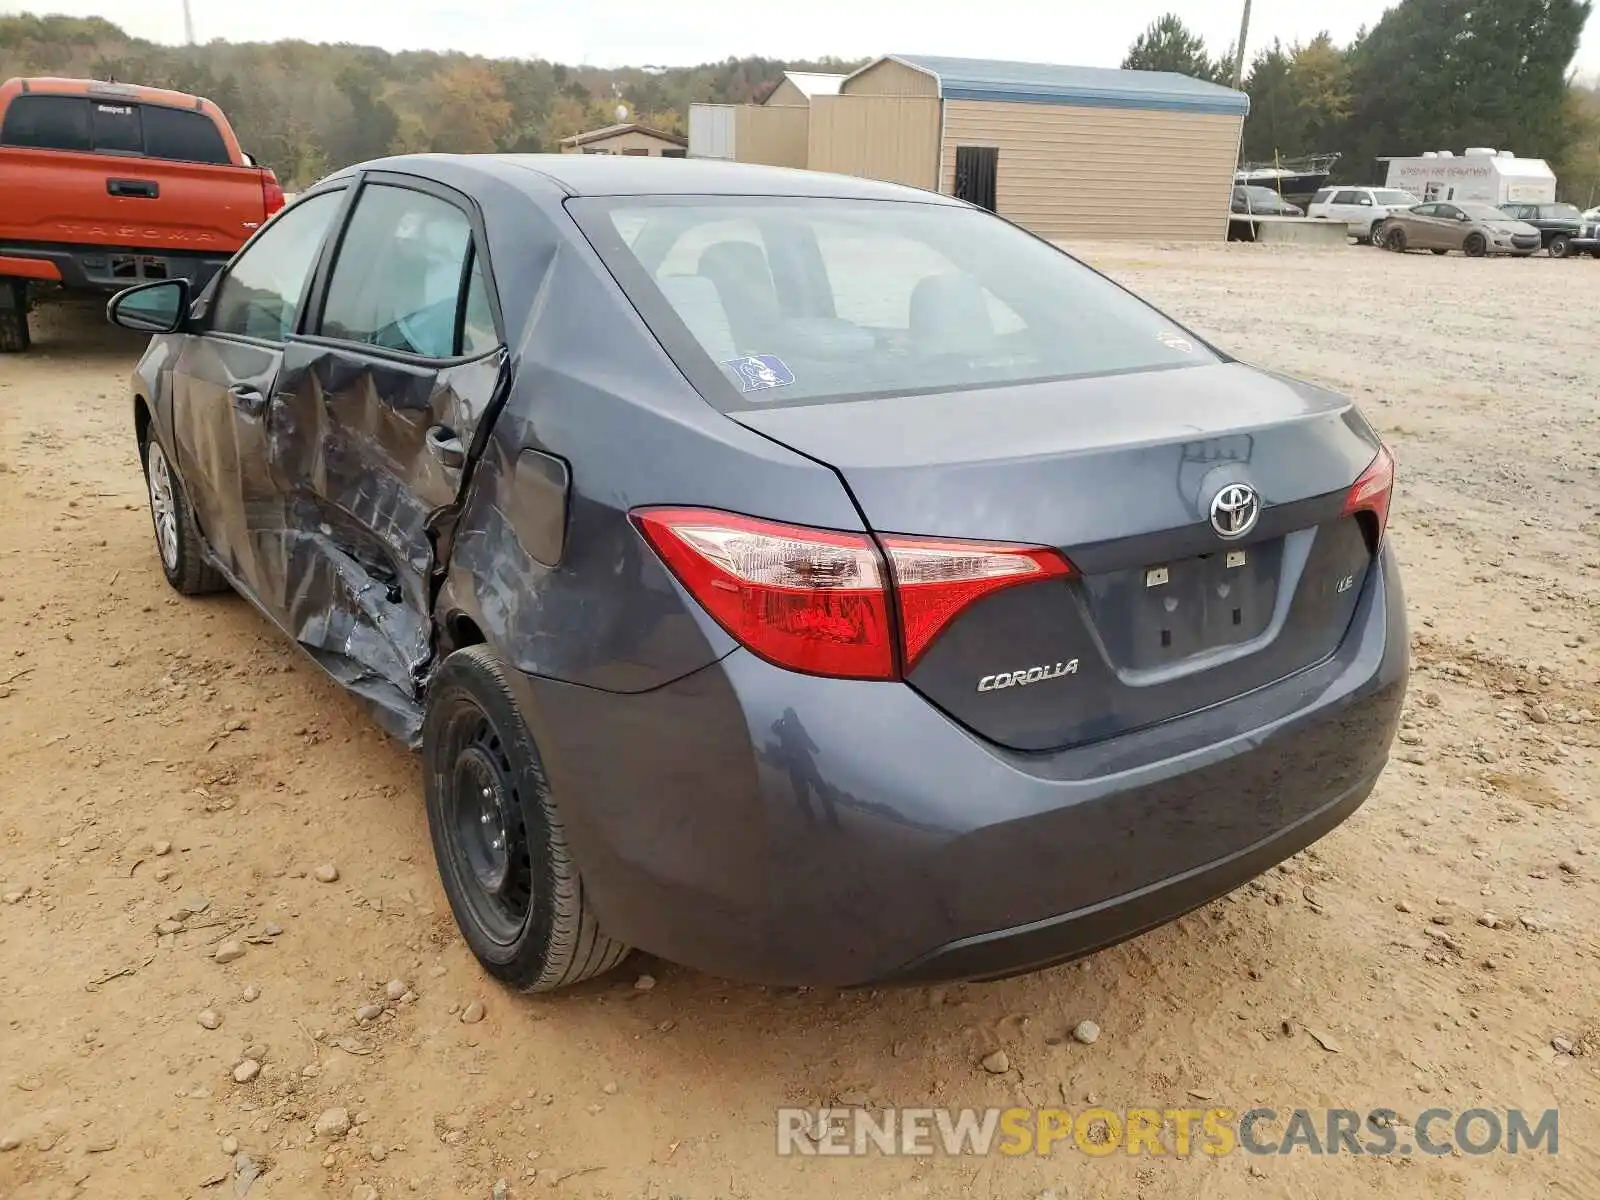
<box><xmin>333</xmin><ymin>153</ymin><xmax>965</xmax><ymax>205</ymax></box>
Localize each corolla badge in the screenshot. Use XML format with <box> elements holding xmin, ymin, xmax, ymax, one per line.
<box><xmin>977</xmin><ymin>660</ymin><xmax>1080</xmax><ymax>693</ymax></box>
<box><xmin>1209</xmin><ymin>483</ymin><xmax>1260</xmax><ymax>539</ymax></box>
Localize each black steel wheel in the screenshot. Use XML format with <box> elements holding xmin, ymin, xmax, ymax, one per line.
<box><xmin>423</xmin><ymin>645</ymin><xmax>630</xmax><ymax>991</ymax></box>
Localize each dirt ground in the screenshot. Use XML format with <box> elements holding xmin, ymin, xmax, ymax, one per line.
<box><xmin>2</xmin><ymin>241</ymin><xmax>1599</xmax><ymax>1200</ymax></box>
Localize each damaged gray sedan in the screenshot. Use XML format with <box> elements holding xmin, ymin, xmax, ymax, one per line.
<box><xmin>112</xmin><ymin>155</ymin><xmax>1406</xmax><ymax>993</ymax></box>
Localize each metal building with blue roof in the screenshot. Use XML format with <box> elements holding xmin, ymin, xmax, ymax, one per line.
<box><xmin>806</xmin><ymin>54</ymin><xmax>1251</xmax><ymax>242</ymax></box>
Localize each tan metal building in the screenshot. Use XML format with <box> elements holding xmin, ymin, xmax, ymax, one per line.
<box><xmin>762</xmin><ymin>70</ymin><xmax>845</xmax><ymax>107</ymax></box>
<box><xmin>698</xmin><ymin>55</ymin><xmax>1250</xmax><ymax>242</ymax></box>
<box><xmin>559</xmin><ymin>123</ymin><xmax>688</xmax><ymax>157</ymax></box>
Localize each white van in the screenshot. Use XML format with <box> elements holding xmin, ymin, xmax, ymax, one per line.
<box><xmin>1307</xmin><ymin>186</ymin><xmax>1422</xmax><ymax>244</ymax></box>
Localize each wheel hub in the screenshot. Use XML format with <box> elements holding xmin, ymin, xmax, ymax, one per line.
<box><xmin>454</xmin><ymin>747</ymin><xmax>513</xmax><ymax>894</ymax></box>
<box><xmin>147</xmin><ymin>444</ymin><xmax>179</xmax><ymax>570</ymax></box>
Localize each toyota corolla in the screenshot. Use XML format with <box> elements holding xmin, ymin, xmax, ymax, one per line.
<box><xmin>109</xmin><ymin>155</ymin><xmax>1407</xmax><ymax>991</ymax></box>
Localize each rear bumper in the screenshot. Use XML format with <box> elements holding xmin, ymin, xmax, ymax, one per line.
<box><xmin>0</xmin><ymin>242</ymin><xmax>231</xmax><ymax>293</ymax></box>
<box><xmin>512</xmin><ymin>544</ymin><xmax>1408</xmax><ymax>986</ymax></box>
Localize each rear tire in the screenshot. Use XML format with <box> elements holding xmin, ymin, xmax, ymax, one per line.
<box><xmin>142</xmin><ymin>438</ymin><xmax>227</xmax><ymax>595</ymax></box>
<box><xmin>1463</xmin><ymin>233</ymin><xmax>1487</xmax><ymax>257</ymax></box>
<box><xmin>0</xmin><ymin>279</ymin><xmax>29</xmax><ymax>354</ymax></box>
<box><xmin>423</xmin><ymin>645</ymin><xmax>631</xmax><ymax>993</ymax></box>
<box><xmin>1549</xmin><ymin>233</ymin><xmax>1572</xmax><ymax>259</ymax></box>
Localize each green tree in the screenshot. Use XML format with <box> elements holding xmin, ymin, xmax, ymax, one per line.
<box><xmin>1341</xmin><ymin>0</ymin><xmax>1592</xmax><ymax>179</ymax></box>
<box><xmin>1241</xmin><ymin>41</ymin><xmax>1297</xmax><ymax>161</ymax></box>
<box><xmin>1287</xmin><ymin>34</ymin><xmax>1351</xmax><ymax>151</ymax></box>
<box><xmin>1122</xmin><ymin>13</ymin><xmax>1228</xmax><ymax>83</ymax></box>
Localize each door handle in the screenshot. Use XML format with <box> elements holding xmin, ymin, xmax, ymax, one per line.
<box><xmin>427</xmin><ymin>425</ymin><xmax>465</xmax><ymax>469</ymax></box>
<box><xmin>107</xmin><ymin>178</ymin><xmax>159</xmax><ymax>199</ymax></box>
<box><xmin>228</xmin><ymin>384</ymin><xmax>266</xmax><ymax>416</ymax></box>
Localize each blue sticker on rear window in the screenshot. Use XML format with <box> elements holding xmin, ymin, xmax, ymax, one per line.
<box><xmin>721</xmin><ymin>354</ymin><xmax>794</xmax><ymax>393</ymax></box>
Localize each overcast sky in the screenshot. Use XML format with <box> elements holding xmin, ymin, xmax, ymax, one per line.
<box><xmin>11</xmin><ymin>1</ymin><xmax>1600</xmax><ymax>78</ymax></box>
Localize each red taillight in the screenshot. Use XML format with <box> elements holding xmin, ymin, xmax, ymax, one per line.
<box><xmin>631</xmin><ymin>508</ymin><xmax>1073</xmax><ymax>680</ymax></box>
<box><xmin>881</xmin><ymin>535</ymin><xmax>1074</xmax><ymax>668</ymax></box>
<box><xmin>632</xmin><ymin>508</ymin><xmax>896</xmax><ymax>680</ymax></box>
<box><xmin>1343</xmin><ymin>444</ymin><xmax>1395</xmax><ymax>545</ymax></box>
<box><xmin>262</xmin><ymin>171</ymin><xmax>286</xmax><ymax>218</ymax></box>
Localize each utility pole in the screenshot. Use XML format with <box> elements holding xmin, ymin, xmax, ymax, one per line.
<box><xmin>1231</xmin><ymin>0</ymin><xmax>1252</xmax><ymax>90</ymax></box>
<box><xmin>182</xmin><ymin>0</ymin><xmax>195</xmax><ymax>45</ymax></box>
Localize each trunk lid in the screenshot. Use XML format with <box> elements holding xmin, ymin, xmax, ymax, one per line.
<box><xmin>733</xmin><ymin>362</ymin><xmax>1384</xmax><ymax>752</ymax></box>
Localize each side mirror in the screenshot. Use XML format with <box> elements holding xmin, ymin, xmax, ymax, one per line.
<box><xmin>107</xmin><ymin>279</ymin><xmax>190</xmax><ymax>334</ymax></box>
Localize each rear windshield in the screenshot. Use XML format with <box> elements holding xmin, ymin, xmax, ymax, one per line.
<box><xmin>0</xmin><ymin>94</ymin><xmax>231</xmax><ymax>164</ymax></box>
<box><xmin>568</xmin><ymin>197</ymin><xmax>1220</xmax><ymax>409</ymax></box>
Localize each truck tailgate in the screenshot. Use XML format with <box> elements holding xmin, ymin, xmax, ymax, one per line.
<box><xmin>0</xmin><ymin>147</ymin><xmax>267</xmax><ymax>255</ymax></box>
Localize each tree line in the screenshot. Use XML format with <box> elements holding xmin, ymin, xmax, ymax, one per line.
<box><xmin>1123</xmin><ymin>0</ymin><xmax>1599</xmax><ymax>205</ymax></box>
<box><xmin>0</xmin><ymin>13</ymin><xmax>859</xmax><ymax>187</ymax></box>
<box><xmin>3</xmin><ymin>6</ymin><xmax>1597</xmax><ymax>204</ymax></box>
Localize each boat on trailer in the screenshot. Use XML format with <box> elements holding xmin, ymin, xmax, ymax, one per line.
<box><xmin>1234</xmin><ymin>153</ymin><xmax>1341</xmax><ymax>209</ymax></box>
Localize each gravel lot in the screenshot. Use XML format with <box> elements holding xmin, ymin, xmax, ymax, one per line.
<box><xmin>2</xmin><ymin>241</ymin><xmax>1598</xmax><ymax>1200</ymax></box>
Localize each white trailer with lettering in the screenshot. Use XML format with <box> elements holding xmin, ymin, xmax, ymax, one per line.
<box><xmin>1381</xmin><ymin>148</ymin><xmax>1556</xmax><ymax>207</ymax></box>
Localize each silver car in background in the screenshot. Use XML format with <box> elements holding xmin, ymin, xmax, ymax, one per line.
<box><xmin>1377</xmin><ymin>201</ymin><xmax>1542</xmax><ymax>257</ymax></box>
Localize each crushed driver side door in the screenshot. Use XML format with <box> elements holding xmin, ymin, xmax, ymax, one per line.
<box><xmin>262</xmin><ymin>172</ymin><xmax>506</xmax><ymax>741</ymax></box>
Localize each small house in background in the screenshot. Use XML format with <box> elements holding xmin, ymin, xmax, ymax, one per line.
<box><xmin>762</xmin><ymin>71</ymin><xmax>845</xmax><ymax>107</ymax></box>
<box><xmin>690</xmin><ymin>54</ymin><xmax>1250</xmax><ymax>242</ymax></box>
<box><xmin>559</xmin><ymin>123</ymin><xmax>687</xmax><ymax>157</ymax></box>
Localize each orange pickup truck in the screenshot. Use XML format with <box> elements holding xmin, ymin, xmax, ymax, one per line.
<box><xmin>0</xmin><ymin>76</ymin><xmax>285</xmax><ymax>351</ymax></box>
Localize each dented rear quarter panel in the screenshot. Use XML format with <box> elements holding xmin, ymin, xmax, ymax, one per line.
<box><xmin>434</xmin><ymin>161</ymin><xmax>864</xmax><ymax>693</ymax></box>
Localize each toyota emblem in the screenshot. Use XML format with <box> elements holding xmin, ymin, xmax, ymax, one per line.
<box><xmin>1210</xmin><ymin>483</ymin><xmax>1260</xmax><ymax>539</ymax></box>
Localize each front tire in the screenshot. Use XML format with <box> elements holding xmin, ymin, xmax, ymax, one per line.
<box><xmin>1386</xmin><ymin>226</ymin><xmax>1408</xmax><ymax>252</ymax></box>
<box><xmin>0</xmin><ymin>279</ymin><xmax>29</xmax><ymax>354</ymax></box>
<box><xmin>142</xmin><ymin>438</ymin><xmax>227</xmax><ymax>595</ymax></box>
<box><xmin>1549</xmin><ymin>233</ymin><xmax>1572</xmax><ymax>259</ymax></box>
<box><xmin>423</xmin><ymin>645</ymin><xmax>631</xmax><ymax>992</ymax></box>
<box><xmin>1368</xmin><ymin>219</ymin><xmax>1387</xmax><ymax>246</ymax></box>
<box><xmin>1463</xmin><ymin>233</ymin><xmax>1487</xmax><ymax>257</ymax></box>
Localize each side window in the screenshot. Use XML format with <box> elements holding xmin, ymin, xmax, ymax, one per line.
<box><xmin>1435</xmin><ymin>204</ymin><xmax>1461</xmax><ymax>220</ymax></box>
<box><xmin>90</xmin><ymin>101</ymin><xmax>142</xmax><ymax>154</ymax></box>
<box><xmin>0</xmin><ymin>95</ymin><xmax>91</xmax><ymax>151</ymax></box>
<box><xmin>1410</xmin><ymin>204</ymin><xmax>1436</xmax><ymax>218</ymax></box>
<box><xmin>1331</xmin><ymin>190</ymin><xmax>1361</xmax><ymax>205</ymax></box>
<box><xmin>1310</xmin><ymin>188</ymin><xmax>1335</xmax><ymax>206</ymax></box>
<box><xmin>460</xmin><ymin>252</ymin><xmax>499</xmax><ymax>356</ymax></box>
<box><xmin>1354</xmin><ymin>193</ymin><xmax>1375</xmax><ymax>206</ymax></box>
<box><xmin>211</xmin><ymin>191</ymin><xmax>343</xmax><ymax>341</ymax></box>
<box><xmin>319</xmin><ymin>184</ymin><xmax>476</xmax><ymax>359</ymax></box>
